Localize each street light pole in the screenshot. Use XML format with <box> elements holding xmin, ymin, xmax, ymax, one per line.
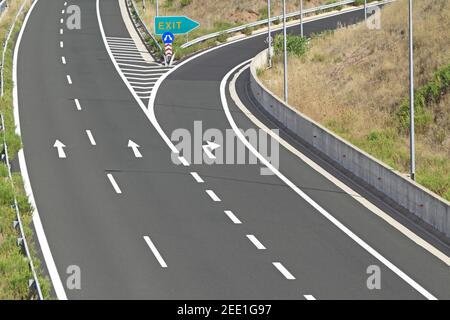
<box><xmin>364</xmin><ymin>0</ymin><xmax>367</xmax><ymax>22</ymax></box>
<box><xmin>408</xmin><ymin>0</ymin><xmax>415</xmax><ymax>180</ymax></box>
<box><xmin>300</xmin><ymin>0</ymin><xmax>304</xmax><ymax>37</ymax></box>
<box><xmin>267</xmin><ymin>0</ymin><xmax>272</xmax><ymax>68</ymax></box>
<box><xmin>283</xmin><ymin>0</ymin><xmax>288</xmax><ymax>102</ymax></box>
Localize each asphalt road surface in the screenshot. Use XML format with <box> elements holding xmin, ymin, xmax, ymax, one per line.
<box><xmin>15</xmin><ymin>0</ymin><xmax>449</xmax><ymax>299</ymax></box>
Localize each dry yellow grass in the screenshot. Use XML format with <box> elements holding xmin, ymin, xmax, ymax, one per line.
<box><xmin>260</xmin><ymin>0</ymin><xmax>450</xmax><ymax>199</ymax></box>
<box><xmin>135</xmin><ymin>0</ymin><xmax>324</xmax><ymax>32</ymax></box>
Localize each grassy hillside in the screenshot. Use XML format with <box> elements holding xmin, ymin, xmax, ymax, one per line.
<box><xmin>0</xmin><ymin>0</ymin><xmax>51</xmax><ymax>299</ymax></box>
<box><xmin>260</xmin><ymin>0</ymin><xmax>450</xmax><ymax>200</ymax></box>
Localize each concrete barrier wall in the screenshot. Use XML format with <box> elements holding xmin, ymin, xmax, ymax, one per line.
<box><xmin>250</xmin><ymin>50</ymin><xmax>450</xmax><ymax>238</ymax></box>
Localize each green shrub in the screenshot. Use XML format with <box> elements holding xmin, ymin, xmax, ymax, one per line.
<box><xmin>216</xmin><ymin>32</ymin><xmax>228</xmax><ymax>43</ymax></box>
<box><xmin>273</xmin><ymin>34</ymin><xmax>309</xmax><ymax>57</ymax></box>
<box><xmin>180</xmin><ymin>0</ymin><xmax>192</xmax><ymax>8</ymax></box>
<box><xmin>396</xmin><ymin>64</ymin><xmax>450</xmax><ymax>133</ymax></box>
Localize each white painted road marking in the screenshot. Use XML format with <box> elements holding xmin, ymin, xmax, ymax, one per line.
<box><xmin>273</xmin><ymin>262</ymin><xmax>296</xmax><ymax>280</ymax></box>
<box><xmin>53</xmin><ymin>140</ymin><xmax>66</xmax><ymax>158</ymax></box>
<box><xmin>128</xmin><ymin>139</ymin><xmax>142</xmax><ymax>158</ymax></box>
<box><xmin>190</xmin><ymin>172</ymin><xmax>204</xmax><ymax>183</ymax></box>
<box><xmin>61</xmin><ymin>56</ymin><xmax>66</xmax><ymax>64</ymax></box>
<box><xmin>60</xmin><ymin>18</ymin><xmax>63</xmax><ymax>24</ymax></box>
<box><xmin>202</xmin><ymin>140</ymin><xmax>220</xmax><ymax>160</ymax></box>
<box><xmin>15</xmin><ymin>0</ymin><xmax>68</xmax><ymax>300</ymax></box>
<box><xmin>224</xmin><ymin>210</ymin><xmax>242</xmax><ymax>224</ymax></box>
<box><xmin>74</xmin><ymin>98</ymin><xmax>82</xmax><ymax>110</ymax></box>
<box><xmin>246</xmin><ymin>235</ymin><xmax>266</xmax><ymax>250</ymax></box>
<box><xmin>178</xmin><ymin>156</ymin><xmax>189</xmax><ymax>166</ymax></box>
<box><xmin>86</xmin><ymin>130</ymin><xmax>96</xmax><ymax>146</ymax></box>
<box><xmin>66</xmin><ymin>75</ymin><xmax>72</xmax><ymax>84</ymax></box>
<box><xmin>60</xmin><ymin>41</ymin><xmax>63</xmax><ymax>48</ymax></box>
<box><xmin>143</xmin><ymin>236</ymin><xmax>168</xmax><ymax>268</ymax></box>
<box><xmin>206</xmin><ymin>190</ymin><xmax>221</xmax><ymax>202</ymax></box>
<box><xmin>222</xmin><ymin>61</ymin><xmax>437</xmax><ymax>300</ymax></box>
<box><xmin>304</xmin><ymin>295</ymin><xmax>316</xmax><ymax>300</ymax></box>
<box><xmin>60</xmin><ymin>28</ymin><xmax>63</xmax><ymax>35</ymax></box>
<box><xmin>107</xmin><ymin>174</ymin><xmax>122</xmax><ymax>194</ymax></box>
<box><xmin>230</xmin><ymin>63</ymin><xmax>450</xmax><ymax>267</ymax></box>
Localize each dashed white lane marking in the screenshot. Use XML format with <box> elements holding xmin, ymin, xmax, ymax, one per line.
<box><xmin>85</xmin><ymin>130</ymin><xmax>96</xmax><ymax>146</ymax></box>
<box><xmin>61</xmin><ymin>56</ymin><xmax>66</xmax><ymax>64</ymax></box>
<box><xmin>304</xmin><ymin>295</ymin><xmax>316</xmax><ymax>300</ymax></box>
<box><xmin>223</xmin><ymin>61</ymin><xmax>438</xmax><ymax>300</ymax></box>
<box><xmin>60</xmin><ymin>18</ymin><xmax>63</xmax><ymax>24</ymax></box>
<box><xmin>246</xmin><ymin>235</ymin><xmax>266</xmax><ymax>250</ymax></box>
<box><xmin>66</xmin><ymin>75</ymin><xmax>72</xmax><ymax>84</ymax></box>
<box><xmin>273</xmin><ymin>262</ymin><xmax>296</xmax><ymax>280</ymax></box>
<box><xmin>62</xmin><ymin>10</ymin><xmax>65</xmax><ymax>14</ymax></box>
<box><xmin>206</xmin><ymin>190</ymin><xmax>221</xmax><ymax>202</ymax></box>
<box><xmin>74</xmin><ymin>99</ymin><xmax>82</xmax><ymax>110</ymax></box>
<box><xmin>178</xmin><ymin>156</ymin><xmax>189</xmax><ymax>166</ymax></box>
<box><xmin>190</xmin><ymin>172</ymin><xmax>204</xmax><ymax>183</ymax></box>
<box><xmin>143</xmin><ymin>236</ymin><xmax>168</xmax><ymax>268</ymax></box>
<box><xmin>60</xmin><ymin>41</ymin><xmax>63</xmax><ymax>48</ymax></box>
<box><xmin>64</xmin><ymin>2</ymin><xmax>67</xmax><ymax>6</ymax></box>
<box><xmin>224</xmin><ymin>210</ymin><xmax>242</xmax><ymax>224</ymax></box>
<box><xmin>107</xmin><ymin>174</ymin><xmax>122</xmax><ymax>194</ymax></box>
<box><xmin>60</xmin><ymin>28</ymin><xmax>63</xmax><ymax>35</ymax></box>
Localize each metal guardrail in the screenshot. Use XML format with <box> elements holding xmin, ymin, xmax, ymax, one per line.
<box><xmin>181</xmin><ymin>0</ymin><xmax>362</xmax><ymax>49</ymax></box>
<box><xmin>127</xmin><ymin>0</ymin><xmax>164</xmax><ymax>61</ymax></box>
<box><xmin>0</xmin><ymin>0</ymin><xmax>8</xmax><ymax>17</ymax></box>
<box><xmin>0</xmin><ymin>0</ymin><xmax>44</xmax><ymax>300</ymax></box>
<box><xmin>0</xmin><ymin>115</ymin><xmax>44</xmax><ymax>300</ymax></box>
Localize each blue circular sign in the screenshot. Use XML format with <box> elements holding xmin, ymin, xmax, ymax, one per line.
<box><xmin>162</xmin><ymin>32</ymin><xmax>175</xmax><ymax>44</ymax></box>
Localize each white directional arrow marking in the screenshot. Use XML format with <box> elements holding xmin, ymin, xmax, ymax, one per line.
<box><xmin>202</xmin><ymin>140</ymin><xmax>220</xmax><ymax>159</ymax></box>
<box><xmin>53</xmin><ymin>140</ymin><xmax>66</xmax><ymax>158</ymax></box>
<box><xmin>128</xmin><ymin>140</ymin><xmax>142</xmax><ymax>158</ymax></box>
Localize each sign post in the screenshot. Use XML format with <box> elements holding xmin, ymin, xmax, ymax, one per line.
<box><xmin>162</xmin><ymin>32</ymin><xmax>175</xmax><ymax>66</ymax></box>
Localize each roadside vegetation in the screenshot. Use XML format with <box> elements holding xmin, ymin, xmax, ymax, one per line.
<box><xmin>0</xmin><ymin>0</ymin><xmax>51</xmax><ymax>299</ymax></box>
<box><xmin>259</xmin><ymin>0</ymin><xmax>450</xmax><ymax>200</ymax></box>
<box><xmin>132</xmin><ymin>0</ymin><xmax>376</xmax><ymax>59</ymax></box>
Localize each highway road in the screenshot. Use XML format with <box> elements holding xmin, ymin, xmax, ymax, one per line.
<box><xmin>14</xmin><ymin>0</ymin><xmax>449</xmax><ymax>299</ymax></box>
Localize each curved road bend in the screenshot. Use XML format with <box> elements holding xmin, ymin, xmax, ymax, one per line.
<box><xmin>15</xmin><ymin>0</ymin><xmax>449</xmax><ymax>299</ymax></box>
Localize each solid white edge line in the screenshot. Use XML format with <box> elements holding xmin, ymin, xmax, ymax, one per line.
<box><xmin>143</xmin><ymin>236</ymin><xmax>168</xmax><ymax>268</ymax></box>
<box><xmin>85</xmin><ymin>130</ymin><xmax>96</xmax><ymax>146</ymax></box>
<box><xmin>74</xmin><ymin>98</ymin><xmax>81</xmax><ymax>110</ymax></box>
<box><xmin>103</xmin><ymin>0</ymin><xmax>439</xmax><ymax>298</ymax></box>
<box><xmin>146</xmin><ymin>0</ymin><xmax>383</xmax><ymax>186</ymax></box>
<box><xmin>107</xmin><ymin>173</ymin><xmax>122</xmax><ymax>194</ymax></box>
<box><xmin>190</xmin><ymin>172</ymin><xmax>204</xmax><ymax>183</ymax></box>
<box><xmin>230</xmin><ymin>65</ymin><xmax>450</xmax><ymax>267</ymax></box>
<box><xmin>273</xmin><ymin>262</ymin><xmax>296</xmax><ymax>280</ymax></box>
<box><xmin>13</xmin><ymin>0</ymin><xmax>68</xmax><ymax>300</ymax></box>
<box><xmin>221</xmin><ymin>60</ymin><xmax>437</xmax><ymax>300</ymax></box>
<box><xmin>304</xmin><ymin>295</ymin><xmax>316</xmax><ymax>300</ymax></box>
<box><xmin>224</xmin><ymin>210</ymin><xmax>242</xmax><ymax>224</ymax></box>
<box><xmin>206</xmin><ymin>190</ymin><xmax>221</xmax><ymax>202</ymax></box>
<box><xmin>246</xmin><ymin>234</ymin><xmax>266</xmax><ymax>250</ymax></box>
